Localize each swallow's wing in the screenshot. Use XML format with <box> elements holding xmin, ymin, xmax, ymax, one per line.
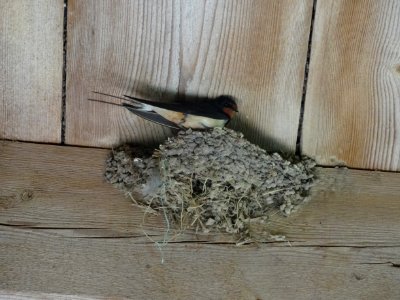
<box><xmin>123</xmin><ymin>104</ymin><xmax>181</xmax><ymax>129</ymax></box>
<box><xmin>124</xmin><ymin>95</ymin><xmax>229</xmax><ymax>120</ymax></box>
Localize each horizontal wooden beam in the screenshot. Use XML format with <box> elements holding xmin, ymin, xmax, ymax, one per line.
<box><xmin>1</xmin><ymin>140</ymin><xmax>399</xmax><ymax>298</ymax></box>
<box><xmin>1</xmin><ymin>141</ymin><xmax>400</xmax><ymax>245</ymax></box>
<box><xmin>2</xmin><ymin>227</ymin><xmax>399</xmax><ymax>299</ymax></box>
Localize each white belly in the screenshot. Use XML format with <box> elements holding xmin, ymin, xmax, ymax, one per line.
<box><xmin>182</xmin><ymin>115</ymin><xmax>227</xmax><ymax>129</ymax></box>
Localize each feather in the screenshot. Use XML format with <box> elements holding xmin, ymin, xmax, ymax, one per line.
<box><xmin>123</xmin><ymin>104</ymin><xmax>181</xmax><ymax>129</ymax></box>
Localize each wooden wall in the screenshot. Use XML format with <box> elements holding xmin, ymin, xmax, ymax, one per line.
<box><xmin>65</xmin><ymin>0</ymin><xmax>312</xmax><ymax>152</ymax></box>
<box><xmin>1</xmin><ymin>1</ymin><xmax>400</xmax><ymax>298</ymax></box>
<box><xmin>0</xmin><ymin>1</ymin><xmax>399</xmax><ymax>165</ymax></box>
<box><xmin>0</xmin><ymin>0</ymin><xmax>63</xmax><ymax>143</ymax></box>
<box><xmin>302</xmin><ymin>0</ymin><xmax>400</xmax><ymax>171</ymax></box>
<box><xmin>1</xmin><ymin>141</ymin><xmax>400</xmax><ymax>299</ymax></box>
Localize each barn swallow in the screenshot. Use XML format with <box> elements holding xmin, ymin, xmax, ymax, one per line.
<box><xmin>89</xmin><ymin>92</ymin><xmax>238</xmax><ymax>130</ymax></box>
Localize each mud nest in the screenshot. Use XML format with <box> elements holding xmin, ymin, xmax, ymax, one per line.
<box><xmin>105</xmin><ymin>128</ymin><xmax>316</xmax><ymax>240</ymax></box>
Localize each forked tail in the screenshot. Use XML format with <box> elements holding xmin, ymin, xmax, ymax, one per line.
<box><xmin>88</xmin><ymin>91</ymin><xmax>146</xmax><ymax>110</ymax></box>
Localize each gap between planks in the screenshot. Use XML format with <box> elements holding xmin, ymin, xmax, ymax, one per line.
<box><xmin>296</xmin><ymin>0</ymin><xmax>318</xmax><ymax>156</ymax></box>
<box><xmin>61</xmin><ymin>0</ymin><xmax>69</xmax><ymax>144</ymax></box>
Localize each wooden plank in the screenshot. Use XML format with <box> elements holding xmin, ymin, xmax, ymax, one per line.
<box><xmin>302</xmin><ymin>0</ymin><xmax>400</xmax><ymax>171</ymax></box>
<box><xmin>0</xmin><ymin>141</ymin><xmax>162</xmax><ymax>237</ymax></box>
<box><xmin>0</xmin><ymin>291</ymin><xmax>97</xmax><ymax>300</ymax></box>
<box><xmin>1</xmin><ymin>141</ymin><xmax>400</xmax><ymax>247</ymax></box>
<box><xmin>66</xmin><ymin>0</ymin><xmax>313</xmax><ymax>152</ymax></box>
<box><xmin>266</xmin><ymin>167</ymin><xmax>400</xmax><ymax>246</ymax></box>
<box><xmin>1</xmin><ymin>227</ymin><xmax>399</xmax><ymax>299</ymax></box>
<box><xmin>1</xmin><ymin>141</ymin><xmax>400</xmax><ymax>298</ymax></box>
<box><xmin>0</xmin><ymin>0</ymin><xmax>63</xmax><ymax>143</ymax></box>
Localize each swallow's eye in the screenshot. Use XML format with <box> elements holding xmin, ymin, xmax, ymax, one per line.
<box><xmin>226</xmin><ymin>101</ymin><xmax>238</xmax><ymax>112</ymax></box>
<box><xmin>216</xmin><ymin>95</ymin><xmax>237</xmax><ymax>111</ymax></box>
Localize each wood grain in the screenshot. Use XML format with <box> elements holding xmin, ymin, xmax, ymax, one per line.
<box><xmin>2</xmin><ymin>227</ymin><xmax>399</xmax><ymax>299</ymax></box>
<box><xmin>1</xmin><ymin>141</ymin><xmax>400</xmax><ymax>246</ymax></box>
<box><xmin>66</xmin><ymin>0</ymin><xmax>313</xmax><ymax>152</ymax></box>
<box><xmin>302</xmin><ymin>0</ymin><xmax>400</xmax><ymax>171</ymax></box>
<box><xmin>1</xmin><ymin>141</ymin><xmax>400</xmax><ymax>298</ymax></box>
<box><xmin>266</xmin><ymin>167</ymin><xmax>400</xmax><ymax>246</ymax></box>
<box><xmin>0</xmin><ymin>141</ymin><xmax>162</xmax><ymax>237</ymax></box>
<box><xmin>0</xmin><ymin>291</ymin><xmax>97</xmax><ymax>300</ymax></box>
<box><xmin>0</xmin><ymin>0</ymin><xmax>63</xmax><ymax>143</ymax></box>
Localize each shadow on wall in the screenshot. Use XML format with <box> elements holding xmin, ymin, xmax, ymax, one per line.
<box><xmin>230</xmin><ymin>115</ymin><xmax>294</xmax><ymax>157</ymax></box>
<box><xmin>100</xmin><ymin>79</ymin><xmax>293</xmax><ymax>156</ymax></box>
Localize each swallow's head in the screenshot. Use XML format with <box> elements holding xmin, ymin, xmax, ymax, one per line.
<box><xmin>216</xmin><ymin>95</ymin><xmax>238</xmax><ymax>119</ymax></box>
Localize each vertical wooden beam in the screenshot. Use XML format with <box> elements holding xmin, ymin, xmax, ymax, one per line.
<box><xmin>303</xmin><ymin>0</ymin><xmax>400</xmax><ymax>170</ymax></box>
<box><xmin>0</xmin><ymin>0</ymin><xmax>64</xmax><ymax>143</ymax></box>
<box><xmin>66</xmin><ymin>0</ymin><xmax>313</xmax><ymax>151</ymax></box>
